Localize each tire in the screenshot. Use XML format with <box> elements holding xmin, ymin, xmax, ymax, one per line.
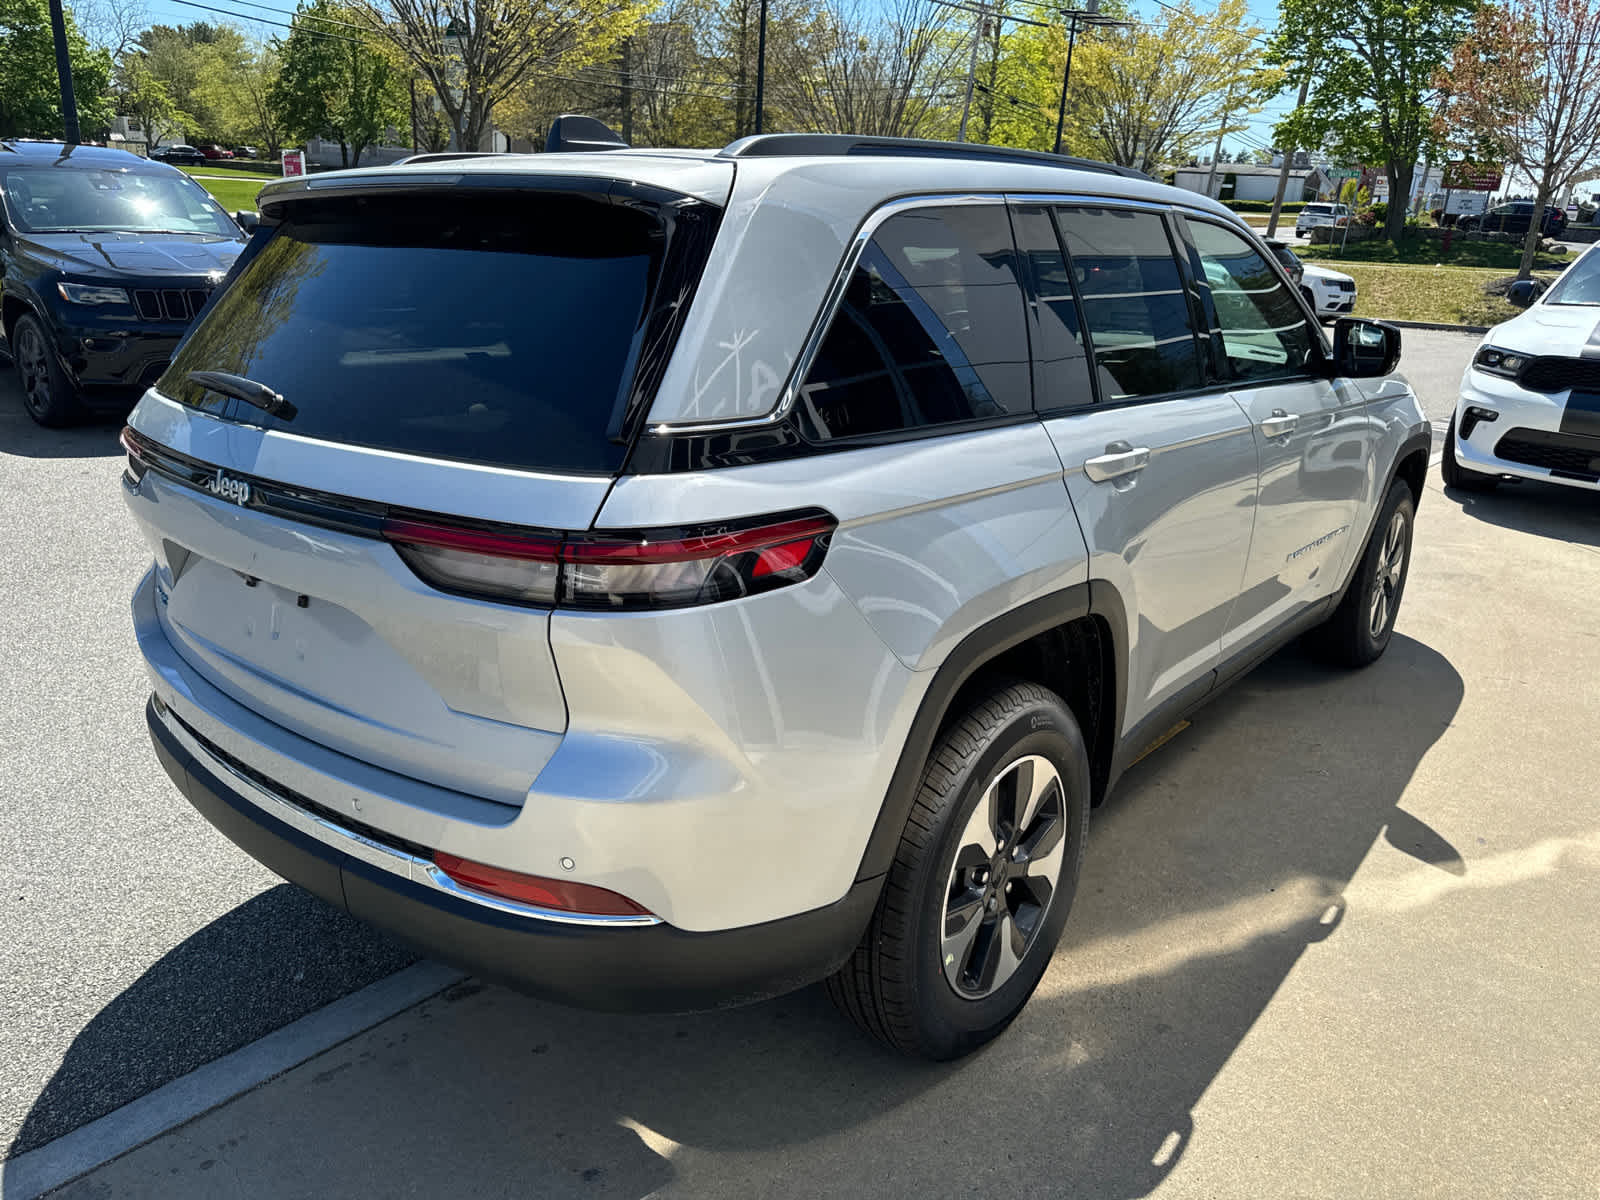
<box><xmin>11</xmin><ymin>314</ymin><xmax>79</xmax><ymax>427</ymax></box>
<box><xmin>827</xmin><ymin>680</ymin><xmax>1090</xmax><ymax>1060</ymax></box>
<box><xmin>1440</xmin><ymin>414</ymin><xmax>1498</xmax><ymax>491</ymax></box>
<box><xmin>1309</xmin><ymin>479</ymin><xmax>1415</xmax><ymax>668</ymax></box>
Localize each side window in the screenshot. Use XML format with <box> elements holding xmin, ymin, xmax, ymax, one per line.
<box><xmin>1186</xmin><ymin>220</ymin><xmax>1317</xmax><ymax>383</ymax></box>
<box><xmin>796</xmin><ymin>204</ymin><xmax>1031</xmax><ymax>440</ymax></box>
<box><xmin>1052</xmin><ymin>206</ymin><xmax>1202</xmax><ymax>401</ymax></box>
<box><xmin>1008</xmin><ymin>204</ymin><xmax>1097</xmax><ymax>411</ymax></box>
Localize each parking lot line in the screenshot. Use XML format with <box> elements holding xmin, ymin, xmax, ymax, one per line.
<box><xmin>0</xmin><ymin>962</ymin><xmax>462</xmax><ymax>1200</ymax></box>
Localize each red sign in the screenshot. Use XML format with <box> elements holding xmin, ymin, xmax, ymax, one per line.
<box><xmin>1444</xmin><ymin>160</ymin><xmax>1503</xmax><ymax>191</ymax></box>
<box><xmin>281</xmin><ymin>149</ymin><xmax>307</xmax><ymax>178</ymax></box>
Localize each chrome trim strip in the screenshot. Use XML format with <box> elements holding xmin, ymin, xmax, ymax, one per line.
<box><xmin>651</xmin><ymin>189</ymin><xmax>1242</xmax><ymax>436</ymax></box>
<box><xmin>157</xmin><ymin>707</ymin><xmax>662</xmax><ymax>928</ymax></box>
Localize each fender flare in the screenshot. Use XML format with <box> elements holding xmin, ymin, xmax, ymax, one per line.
<box><xmin>853</xmin><ymin>580</ymin><xmax>1129</xmax><ymax>883</ymax></box>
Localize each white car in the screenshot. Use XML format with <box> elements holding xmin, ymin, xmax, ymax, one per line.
<box><xmin>1445</xmin><ymin>246</ymin><xmax>1600</xmax><ymax>492</ymax></box>
<box><xmin>1302</xmin><ymin>262</ymin><xmax>1358</xmax><ymax>319</ymax></box>
<box><xmin>1296</xmin><ymin>202</ymin><xmax>1353</xmax><ymax>239</ymax></box>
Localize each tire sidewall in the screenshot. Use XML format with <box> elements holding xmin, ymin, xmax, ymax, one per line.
<box><xmin>907</xmin><ymin>699</ymin><xmax>1090</xmax><ymax>1055</ymax></box>
<box><xmin>1355</xmin><ymin>484</ymin><xmax>1415</xmax><ymax>657</ymax></box>
<box><xmin>14</xmin><ymin>314</ymin><xmax>72</xmax><ymax>425</ymax></box>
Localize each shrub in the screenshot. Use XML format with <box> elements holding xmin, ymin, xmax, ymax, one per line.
<box><xmin>1223</xmin><ymin>199</ymin><xmax>1308</xmax><ymax>214</ymax></box>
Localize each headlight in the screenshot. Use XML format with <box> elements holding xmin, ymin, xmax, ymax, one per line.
<box><xmin>57</xmin><ymin>282</ymin><xmax>131</xmax><ymax>306</ymax></box>
<box><xmin>1473</xmin><ymin>346</ymin><xmax>1530</xmax><ymax>378</ymax></box>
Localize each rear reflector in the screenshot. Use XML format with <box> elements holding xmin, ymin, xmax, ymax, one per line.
<box><xmin>433</xmin><ymin>852</ymin><xmax>654</xmax><ymax>917</ymax></box>
<box><xmin>383</xmin><ymin>509</ymin><xmax>835</xmax><ymax>611</ymax></box>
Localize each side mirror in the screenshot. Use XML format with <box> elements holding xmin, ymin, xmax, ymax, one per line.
<box><xmin>234</xmin><ymin>210</ymin><xmax>260</xmax><ymax>233</ymax></box>
<box><xmin>1506</xmin><ymin>279</ymin><xmax>1538</xmax><ymax>309</ymax></box>
<box><xmin>1332</xmin><ymin>317</ymin><xmax>1401</xmax><ymax>378</ymax></box>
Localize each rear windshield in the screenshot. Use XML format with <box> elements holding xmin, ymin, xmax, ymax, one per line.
<box><xmin>159</xmin><ymin>190</ymin><xmax>668</xmax><ymax>474</ymax></box>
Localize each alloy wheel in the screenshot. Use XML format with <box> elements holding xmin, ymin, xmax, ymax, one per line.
<box><xmin>941</xmin><ymin>754</ymin><xmax>1067</xmax><ymax>1000</ymax></box>
<box><xmin>1368</xmin><ymin>510</ymin><xmax>1408</xmax><ymax>639</ymax></box>
<box><xmin>14</xmin><ymin>323</ymin><xmax>52</xmax><ymax>419</ymax></box>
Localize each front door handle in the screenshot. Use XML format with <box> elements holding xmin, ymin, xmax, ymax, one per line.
<box><xmin>1260</xmin><ymin>409</ymin><xmax>1298</xmax><ymax>438</ymax></box>
<box><xmin>1083</xmin><ymin>441</ymin><xmax>1151</xmax><ymax>483</ymax></box>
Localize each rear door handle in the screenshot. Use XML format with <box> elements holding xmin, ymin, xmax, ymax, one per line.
<box><xmin>1083</xmin><ymin>442</ymin><xmax>1151</xmax><ymax>483</ymax></box>
<box><xmin>1259</xmin><ymin>409</ymin><xmax>1298</xmax><ymax>438</ymax></box>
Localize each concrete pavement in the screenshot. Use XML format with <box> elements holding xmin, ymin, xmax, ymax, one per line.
<box><xmin>8</xmin><ymin>360</ymin><xmax>1597</xmax><ymax>1197</ymax></box>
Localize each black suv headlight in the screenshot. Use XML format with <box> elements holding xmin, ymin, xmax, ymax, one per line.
<box><xmin>1473</xmin><ymin>345</ymin><xmax>1530</xmax><ymax>378</ymax></box>
<box><xmin>57</xmin><ymin>281</ymin><xmax>131</xmax><ymax>307</ymax></box>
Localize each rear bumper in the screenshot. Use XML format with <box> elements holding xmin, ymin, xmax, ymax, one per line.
<box><xmin>147</xmin><ymin>696</ymin><xmax>878</xmax><ymax>1011</ymax></box>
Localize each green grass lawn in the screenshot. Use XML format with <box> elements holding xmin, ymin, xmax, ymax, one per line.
<box><xmin>193</xmin><ymin>175</ymin><xmax>266</xmax><ymax>213</ymax></box>
<box><xmin>1327</xmin><ymin>262</ymin><xmax>1562</xmax><ymax>326</ymax></box>
<box><xmin>1295</xmin><ymin>234</ymin><xmax>1570</xmax><ymax>271</ymax></box>
<box><xmin>179</xmin><ymin>162</ymin><xmax>283</xmax><ymax>180</ymax></box>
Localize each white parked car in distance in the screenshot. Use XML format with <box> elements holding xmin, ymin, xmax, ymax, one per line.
<box><xmin>1446</xmin><ymin>245</ymin><xmax>1600</xmax><ymax>492</ymax></box>
<box><xmin>1301</xmin><ymin>262</ymin><xmax>1358</xmax><ymax>319</ymax></box>
<box><xmin>1296</xmin><ymin>203</ymin><xmax>1353</xmax><ymax>239</ymax></box>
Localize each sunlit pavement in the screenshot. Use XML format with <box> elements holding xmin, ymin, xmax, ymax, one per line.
<box><xmin>6</xmin><ymin>333</ymin><xmax>1598</xmax><ymax>1198</ymax></box>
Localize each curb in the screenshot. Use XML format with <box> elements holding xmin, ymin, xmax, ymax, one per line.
<box><xmin>1377</xmin><ymin>319</ymin><xmax>1490</xmax><ymax>334</ymax></box>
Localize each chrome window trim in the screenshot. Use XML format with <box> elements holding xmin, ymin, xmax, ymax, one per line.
<box><xmin>651</xmin><ymin>190</ymin><xmax>1239</xmax><ymax>436</ymax></box>
<box><xmin>154</xmin><ymin>701</ymin><xmax>662</xmax><ymax>928</ymax></box>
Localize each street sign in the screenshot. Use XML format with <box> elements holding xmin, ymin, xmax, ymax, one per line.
<box><xmin>1443</xmin><ymin>160</ymin><xmax>1503</xmax><ymax>191</ymax></box>
<box><xmin>281</xmin><ymin>149</ymin><xmax>306</xmax><ymax>178</ymax></box>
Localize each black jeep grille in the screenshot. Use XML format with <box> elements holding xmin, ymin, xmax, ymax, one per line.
<box><xmin>1494</xmin><ymin>427</ymin><xmax>1600</xmax><ymax>478</ymax></box>
<box><xmin>1518</xmin><ymin>356</ymin><xmax>1600</xmax><ymax>394</ymax></box>
<box><xmin>132</xmin><ymin>288</ymin><xmax>212</xmax><ymax>323</ymax></box>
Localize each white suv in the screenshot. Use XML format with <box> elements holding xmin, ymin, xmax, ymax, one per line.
<box><xmin>1445</xmin><ymin>245</ymin><xmax>1600</xmax><ymax>491</ymax></box>
<box><xmin>124</xmin><ymin>132</ymin><xmax>1431</xmax><ymax>1059</ymax></box>
<box><xmin>1296</xmin><ymin>202</ymin><xmax>1354</xmax><ymax>238</ymax></box>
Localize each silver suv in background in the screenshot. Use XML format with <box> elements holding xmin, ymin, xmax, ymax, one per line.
<box><xmin>123</xmin><ymin>134</ymin><xmax>1430</xmax><ymax>1060</ymax></box>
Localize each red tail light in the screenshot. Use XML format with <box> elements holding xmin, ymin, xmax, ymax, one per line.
<box><xmin>383</xmin><ymin>509</ymin><xmax>835</xmax><ymax>611</ymax></box>
<box><xmin>433</xmin><ymin>852</ymin><xmax>654</xmax><ymax>917</ymax></box>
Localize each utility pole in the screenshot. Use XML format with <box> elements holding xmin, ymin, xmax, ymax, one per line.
<box><xmin>1051</xmin><ymin>2</ymin><xmax>1125</xmax><ymax>157</ymax></box>
<box><xmin>754</xmin><ymin>0</ymin><xmax>769</xmax><ymax>134</ymax></box>
<box><xmin>1203</xmin><ymin>86</ymin><xmax>1233</xmax><ymax>201</ymax></box>
<box><xmin>1266</xmin><ymin>66</ymin><xmax>1312</xmax><ymax>238</ymax></box>
<box><xmin>48</xmin><ymin>0</ymin><xmax>81</xmax><ymax>144</ymax></box>
<box><xmin>620</xmin><ymin>36</ymin><xmax>634</xmax><ymax>144</ymax></box>
<box><xmin>409</xmin><ymin>78</ymin><xmax>419</xmax><ymax>152</ymax></box>
<box><xmin>958</xmin><ymin>5</ymin><xmax>987</xmax><ymax>143</ymax></box>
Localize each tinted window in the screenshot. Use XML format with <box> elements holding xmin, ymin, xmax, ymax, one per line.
<box><xmin>1010</xmin><ymin>204</ymin><xmax>1098</xmax><ymax>410</ymax></box>
<box><xmin>796</xmin><ymin>205</ymin><xmax>1030</xmax><ymax>439</ymax></box>
<box><xmin>1053</xmin><ymin>206</ymin><xmax>1201</xmax><ymax>400</ymax></box>
<box><xmin>1188</xmin><ymin>220</ymin><xmax>1317</xmax><ymax>383</ymax></box>
<box><xmin>160</xmin><ymin>191</ymin><xmax>667</xmax><ymax>474</ymax></box>
<box><xmin>0</xmin><ymin>166</ymin><xmax>238</xmax><ymax>237</ymax></box>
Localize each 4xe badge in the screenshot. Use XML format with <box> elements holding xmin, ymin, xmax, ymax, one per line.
<box><xmin>205</xmin><ymin>468</ymin><xmax>251</xmax><ymax>506</ymax></box>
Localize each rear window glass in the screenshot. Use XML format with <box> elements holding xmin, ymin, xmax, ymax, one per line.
<box><xmin>159</xmin><ymin>191</ymin><xmax>666</xmax><ymax>474</ymax></box>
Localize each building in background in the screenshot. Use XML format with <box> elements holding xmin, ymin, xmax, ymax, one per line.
<box><xmin>1171</xmin><ymin>162</ymin><xmax>1313</xmax><ymax>202</ymax></box>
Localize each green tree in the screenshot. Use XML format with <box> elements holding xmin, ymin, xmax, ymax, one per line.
<box><xmin>113</xmin><ymin>49</ymin><xmax>188</xmax><ymax>146</ymax></box>
<box><xmin>270</xmin><ymin>1</ymin><xmax>404</xmax><ymax>166</ymax></box>
<box><xmin>0</xmin><ymin>0</ymin><xmax>114</xmax><ymax>139</ymax></box>
<box><xmin>1272</xmin><ymin>0</ymin><xmax>1473</xmax><ymax>241</ymax></box>
<box><xmin>1440</xmin><ymin>0</ymin><xmax>1600</xmax><ymax>279</ymax></box>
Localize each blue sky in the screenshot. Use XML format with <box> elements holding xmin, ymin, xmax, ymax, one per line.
<box><xmin>133</xmin><ymin>0</ymin><xmax>1292</xmax><ymax>155</ymax></box>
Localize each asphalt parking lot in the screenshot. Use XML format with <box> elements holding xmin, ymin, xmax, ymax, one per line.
<box><xmin>4</xmin><ymin>329</ymin><xmax>1598</xmax><ymax>1198</ymax></box>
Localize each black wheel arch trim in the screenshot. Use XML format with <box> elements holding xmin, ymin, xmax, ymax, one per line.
<box><xmin>854</xmin><ymin>580</ymin><xmax>1128</xmax><ymax>883</ymax></box>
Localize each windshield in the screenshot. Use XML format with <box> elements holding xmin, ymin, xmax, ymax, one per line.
<box><xmin>0</xmin><ymin>166</ymin><xmax>237</xmax><ymax>237</ymax></box>
<box><xmin>1543</xmin><ymin>249</ymin><xmax>1600</xmax><ymax>306</ymax></box>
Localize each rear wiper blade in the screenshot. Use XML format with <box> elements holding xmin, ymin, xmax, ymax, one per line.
<box><xmin>187</xmin><ymin>370</ymin><xmax>296</xmax><ymax>420</ymax></box>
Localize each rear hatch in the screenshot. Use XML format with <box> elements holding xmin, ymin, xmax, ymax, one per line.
<box><xmin>124</xmin><ymin>169</ymin><xmax>728</xmax><ymax>806</ymax></box>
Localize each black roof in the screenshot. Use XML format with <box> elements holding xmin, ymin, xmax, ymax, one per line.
<box><xmin>0</xmin><ymin>141</ymin><xmax>171</xmax><ymax>170</ymax></box>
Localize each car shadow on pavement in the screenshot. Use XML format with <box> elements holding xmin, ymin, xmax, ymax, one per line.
<box><xmin>4</xmin><ymin>886</ymin><xmax>415</xmax><ymax>1159</ymax></box>
<box><xmin>0</xmin><ymin>400</ymin><xmax>127</xmax><ymax>460</ymax></box>
<box><xmin>1444</xmin><ymin>480</ymin><xmax>1600</xmax><ymax>548</ymax></box>
<box><xmin>10</xmin><ymin>635</ymin><xmax>1464</xmax><ymax>1199</ymax></box>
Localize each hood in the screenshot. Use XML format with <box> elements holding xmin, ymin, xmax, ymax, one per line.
<box><xmin>20</xmin><ymin>231</ymin><xmax>246</xmax><ymax>280</ymax></box>
<box><xmin>1489</xmin><ymin>302</ymin><xmax>1600</xmax><ymax>358</ymax></box>
<box><xmin>1301</xmin><ymin>263</ymin><xmax>1353</xmax><ymax>285</ymax></box>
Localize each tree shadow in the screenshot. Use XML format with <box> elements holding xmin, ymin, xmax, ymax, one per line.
<box><xmin>12</xmin><ymin>635</ymin><xmax>1464</xmax><ymax>1199</ymax></box>
<box><xmin>1444</xmin><ymin>479</ymin><xmax>1600</xmax><ymax>549</ymax></box>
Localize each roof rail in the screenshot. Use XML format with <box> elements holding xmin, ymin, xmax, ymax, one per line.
<box><xmin>717</xmin><ymin>134</ymin><xmax>1153</xmax><ymax>181</ymax></box>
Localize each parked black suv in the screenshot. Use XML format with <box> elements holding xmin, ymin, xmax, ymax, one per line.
<box><xmin>1459</xmin><ymin>202</ymin><xmax>1568</xmax><ymax>237</ymax></box>
<box><xmin>1</xmin><ymin>141</ymin><xmax>249</xmax><ymax>425</ymax></box>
